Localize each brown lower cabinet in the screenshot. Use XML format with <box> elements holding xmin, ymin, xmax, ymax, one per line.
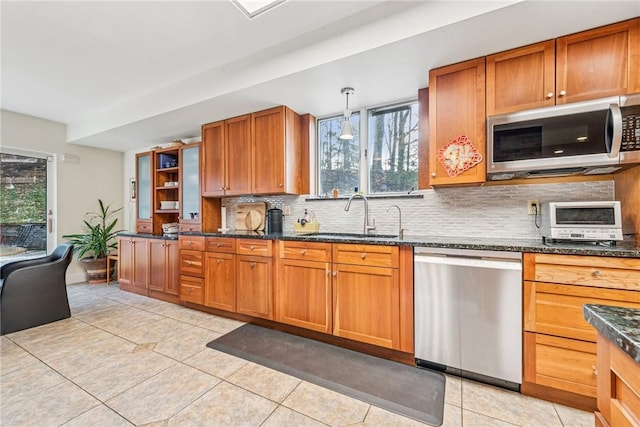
<box><xmin>118</xmin><ymin>236</ymin><xmax>149</xmax><ymax>296</ymax></box>
<box><xmin>595</xmin><ymin>332</ymin><xmax>640</xmax><ymax>427</ymax></box>
<box><xmin>148</xmin><ymin>239</ymin><xmax>180</xmax><ymax>302</ymax></box>
<box><xmin>523</xmin><ymin>253</ymin><xmax>640</xmax><ymax>411</ymax></box>
<box><xmin>235</xmin><ymin>239</ymin><xmax>273</xmax><ymax>320</ymax></box>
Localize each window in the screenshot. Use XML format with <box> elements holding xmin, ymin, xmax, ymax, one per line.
<box><xmin>317</xmin><ymin>100</ymin><xmax>418</xmax><ymax>195</ymax></box>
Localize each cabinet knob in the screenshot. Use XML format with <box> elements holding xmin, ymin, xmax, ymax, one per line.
<box><xmin>326</xmin><ymin>270</ymin><xmax>330</xmax><ymax>276</ymax></box>
<box><xmin>219</xmin><ymin>187</ymin><xmax>225</xmax><ymax>191</ymax></box>
<box><xmin>187</xmin><ymin>288</ymin><xmax>192</xmax><ymax>294</ymax></box>
<box><xmin>217</xmin><ymin>259</ymin><xmax>222</xmax><ymax>264</ymax></box>
<box><xmin>250</xmin><ymin>245</ymin><xmax>255</xmax><ymax>251</ymax></box>
<box><xmin>217</xmin><ymin>243</ymin><xmax>222</xmax><ymax>247</ymax></box>
<box><xmin>279</xmin><ymin>183</ymin><xmax>284</xmax><ymax>187</ymax></box>
<box><xmin>361</xmin><ymin>253</ymin><xmax>366</xmax><ymax>259</ymax></box>
<box><xmin>546</xmin><ymin>92</ymin><xmax>554</xmax><ymax>99</ymax></box>
<box><xmin>559</xmin><ymin>90</ymin><xmax>567</xmax><ymax>97</ymax></box>
<box><xmin>333</xmin><ymin>271</ymin><xmax>337</xmax><ymax>277</ymax></box>
<box><xmin>431</xmin><ymin>172</ymin><xmax>436</xmax><ymax>177</ymax></box>
<box><xmin>250</xmin><ymin>262</ymin><xmax>256</xmax><ymax>268</ymax></box>
<box><xmin>592</xmin><ymin>365</ymin><xmax>598</xmax><ymax>376</ymax></box>
<box><xmin>592</xmin><ymin>270</ymin><xmax>601</xmax><ymax>277</ymax></box>
<box><xmin>186</xmin><ymin>260</ymin><xmax>192</xmax><ymax>265</ymax></box>
<box><xmin>301</xmin><ymin>249</ymin><xmax>306</xmax><ymax>255</ymax></box>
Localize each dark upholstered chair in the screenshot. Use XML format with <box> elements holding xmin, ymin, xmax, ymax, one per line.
<box><xmin>0</xmin><ymin>244</ymin><xmax>73</xmax><ymax>335</ymax></box>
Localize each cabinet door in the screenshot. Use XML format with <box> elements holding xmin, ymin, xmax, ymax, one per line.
<box><xmin>486</xmin><ymin>40</ymin><xmax>556</xmax><ymax>115</ymax></box>
<box><xmin>556</xmin><ymin>18</ymin><xmax>640</xmax><ymax>104</ymax></box>
<box><xmin>276</xmin><ymin>258</ymin><xmax>332</xmax><ymax>333</ymax></box>
<box><xmin>201</xmin><ymin>121</ymin><xmax>226</xmax><ymax>197</ymax></box>
<box><xmin>333</xmin><ymin>263</ymin><xmax>399</xmax><ymax>349</ymax></box>
<box><xmin>252</xmin><ymin>106</ymin><xmax>286</xmax><ymax>194</ymax></box>
<box><xmin>204</xmin><ymin>252</ymin><xmax>236</xmax><ymax>312</ymax></box>
<box><xmin>165</xmin><ymin>240</ymin><xmax>180</xmax><ymax>296</ymax></box>
<box><xmin>132</xmin><ymin>238</ymin><xmax>149</xmax><ymax>292</ymax></box>
<box><xmin>136</xmin><ymin>152</ymin><xmax>153</xmax><ymax>232</ymax></box>
<box><xmin>117</xmin><ymin>237</ymin><xmax>133</xmax><ymax>287</ymax></box>
<box><xmin>236</xmin><ymin>255</ymin><xmax>273</xmax><ymax>320</ymax></box>
<box><xmin>428</xmin><ymin>58</ymin><xmax>486</xmax><ymax>186</ymax></box>
<box><xmin>225</xmin><ymin>114</ymin><xmax>252</xmax><ymax>196</ymax></box>
<box><xmin>149</xmin><ymin>239</ymin><xmax>167</xmax><ymax>292</ymax></box>
<box><xmin>180</xmin><ymin>144</ymin><xmax>201</xmax><ymax>231</ymax></box>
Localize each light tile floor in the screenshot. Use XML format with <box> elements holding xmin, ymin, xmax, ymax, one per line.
<box><xmin>0</xmin><ymin>283</ymin><xmax>595</xmax><ymax>426</ymax></box>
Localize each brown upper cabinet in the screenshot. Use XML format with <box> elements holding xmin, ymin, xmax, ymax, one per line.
<box><xmin>201</xmin><ymin>106</ymin><xmax>308</xmax><ymax>198</ymax></box>
<box><xmin>428</xmin><ymin>57</ymin><xmax>486</xmax><ymax>186</ymax></box>
<box><xmin>201</xmin><ymin>114</ymin><xmax>252</xmax><ymax>197</ymax></box>
<box><xmin>487</xmin><ymin>18</ymin><xmax>640</xmax><ymax>115</ymax></box>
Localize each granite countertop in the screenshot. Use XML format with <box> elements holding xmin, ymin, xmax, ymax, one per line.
<box><xmin>584</xmin><ymin>304</ymin><xmax>640</xmax><ymax>363</ymax></box>
<box><xmin>120</xmin><ymin>231</ymin><xmax>640</xmax><ymax>257</ymax></box>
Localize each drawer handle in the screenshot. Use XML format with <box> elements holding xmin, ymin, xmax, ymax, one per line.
<box><xmin>187</xmin><ymin>288</ymin><xmax>192</xmax><ymax>294</ymax></box>
<box><xmin>250</xmin><ymin>245</ymin><xmax>255</xmax><ymax>251</ymax></box>
<box><xmin>361</xmin><ymin>253</ymin><xmax>366</xmax><ymax>259</ymax></box>
<box><xmin>592</xmin><ymin>270</ymin><xmax>601</xmax><ymax>277</ymax></box>
<box><xmin>301</xmin><ymin>249</ymin><xmax>306</xmax><ymax>255</ymax></box>
<box><xmin>186</xmin><ymin>260</ymin><xmax>192</xmax><ymax>266</ymax></box>
<box><xmin>217</xmin><ymin>243</ymin><xmax>222</xmax><ymax>247</ymax></box>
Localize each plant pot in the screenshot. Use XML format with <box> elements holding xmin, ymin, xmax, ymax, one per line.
<box><xmin>80</xmin><ymin>257</ymin><xmax>111</xmax><ymax>284</ymax></box>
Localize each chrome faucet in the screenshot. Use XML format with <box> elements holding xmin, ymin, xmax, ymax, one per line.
<box><xmin>386</xmin><ymin>204</ymin><xmax>405</xmax><ymax>239</ymax></box>
<box><xmin>344</xmin><ymin>193</ymin><xmax>376</xmax><ymax>235</ymax></box>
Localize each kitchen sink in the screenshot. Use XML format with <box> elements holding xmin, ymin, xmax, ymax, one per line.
<box><xmin>302</xmin><ymin>232</ymin><xmax>398</xmax><ymax>239</ymax></box>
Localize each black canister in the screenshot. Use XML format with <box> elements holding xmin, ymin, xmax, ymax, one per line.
<box><xmin>267</xmin><ymin>208</ymin><xmax>283</xmax><ymax>234</ymax></box>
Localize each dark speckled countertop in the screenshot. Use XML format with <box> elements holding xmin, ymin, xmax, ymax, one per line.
<box><xmin>172</xmin><ymin>231</ymin><xmax>640</xmax><ymax>258</ymax></box>
<box><xmin>584</xmin><ymin>304</ymin><xmax>640</xmax><ymax>364</ymax></box>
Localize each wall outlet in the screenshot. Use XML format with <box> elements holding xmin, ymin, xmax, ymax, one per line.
<box><xmin>282</xmin><ymin>205</ymin><xmax>292</xmax><ymax>215</ymax></box>
<box><xmin>527</xmin><ymin>199</ymin><xmax>541</xmax><ymax>215</ymax></box>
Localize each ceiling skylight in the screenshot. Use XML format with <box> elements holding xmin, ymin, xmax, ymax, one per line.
<box><xmin>230</xmin><ymin>0</ymin><xmax>287</xmax><ymax>18</ymax></box>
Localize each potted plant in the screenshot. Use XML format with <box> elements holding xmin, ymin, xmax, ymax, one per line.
<box><xmin>63</xmin><ymin>199</ymin><xmax>123</xmax><ymax>283</ymax></box>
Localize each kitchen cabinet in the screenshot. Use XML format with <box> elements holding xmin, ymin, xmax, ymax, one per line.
<box><xmin>252</xmin><ymin>106</ymin><xmax>307</xmax><ymax>195</ymax></box>
<box><xmin>179</xmin><ymin>235</ymin><xmax>205</xmax><ymax>305</ymax></box>
<box><xmin>595</xmin><ymin>331</ymin><xmax>640</xmax><ymax>427</ymax></box>
<box><xmin>486</xmin><ymin>40</ymin><xmax>556</xmax><ymax>115</ymax></box>
<box><xmin>135</xmin><ymin>152</ymin><xmax>153</xmax><ymax>233</ymax></box>
<box><xmin>204</xmin><ymin>237</ymin><xmax>236</xmax><ymax>312</ymax></box>
<box><xmin>332</xmin><ymin>243</ymin><xmax>401</xmax><ymax>349</ymax></box>
<box><xmin>117</xmin><ymin>236</ymin><xmax>149</xmax><ymax>296</ymax></box>
<box><xmin>236</xmin><ymin>239</ymin><xmax>274</xmax><ymax>320</ymax></box>
<box><xmin>428</xmin><ymin>58</ymin><xmax>486</xmax><ymax>186</ymax></box>
<box><xmin>276</xmin><ymin>240</ymin><xmax>332</xmax><ymax>333</ymax></box>
<box><xmin>201</xmin><ymin>115</ymin><xmax>252</xmax><ymax>197</ymax></box>
<box><xmin>148</xmin><ymin>238</ymin><xmax>180</xmax><ymax>302</ymax></box>
<box><xmin>487</xmin><ymin>18</ymin><xmax>640</xmax><ymax>115</ymax></box>
<box><xmin>556</xmin><ymin>18</ymin><xmax>640</xmax><ymax>105</ymax></box>
<box><xmin>522</xmin><ymin>253</ymin><xmax>640</xmax><ymax>411</ymax></box>
<box><xmin>179</xmin><ymin>143</ymin><xmax>201</xmax><ymax>232</ymax></box>
<box><xmin>153</xmin><ymin>147</ymin><xmax>180</xmax><ymax>235</ymax></box>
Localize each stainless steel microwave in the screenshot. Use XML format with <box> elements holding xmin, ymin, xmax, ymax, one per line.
<box><xmin>487</xmin><ymin>94</ymin><xmax>640</xmax><ymax>180</ymax></box>
<box><xmin>542</xmin><ymin>201</ymin><xmax>623</xmax><ymax>242</ymax></box>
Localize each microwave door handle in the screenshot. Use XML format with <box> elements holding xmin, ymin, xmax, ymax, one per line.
<box><xmin>606</xmin><ymin>103</ymin><xmax>622</xmax><ymax>158</ymax></box>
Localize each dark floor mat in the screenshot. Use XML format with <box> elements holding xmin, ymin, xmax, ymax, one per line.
<box><xmin>207</xmin><ymin>324</ymin><xmax>445</xmax><ymax>426</ymax></box>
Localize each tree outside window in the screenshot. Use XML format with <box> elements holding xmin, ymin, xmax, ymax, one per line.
<box><xmin>317</xmin><ymin>113</ymin><xmax>360</xmax><ymax>196</ymax></box>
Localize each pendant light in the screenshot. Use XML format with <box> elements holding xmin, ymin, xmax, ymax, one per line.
<box><xmin>339</xmin><ymin>87</ymin><xmax>355</xmax><ymax>140</ymax></box>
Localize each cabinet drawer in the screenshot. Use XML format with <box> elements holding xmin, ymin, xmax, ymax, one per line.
<box><xmin>524</xmin><ymin>332</ymin><xmax>597</xmax><ymax>398</ymax></box>
<box><xmin>333</xmin><ymin>244</ymin><xmax>398</xmax><ymax>268</ymax></box>
<box><xmin>206</xmin><ymin>237</ymin><xmax>236</xmax><ymax>253</ymax></box>
<box><xmin>179</xmin><ymin>235</ymin><xmax>205</xmax><ymax>251</ymax></box>
<box><xmin>180</xmin><ymin>250</ymin><xmax>204</xmax><ymax>277</ymax></box>
<box><xmin>180</xmin><ymin>275</ymin><xmax>204</xmax><ymax>304</ymax></box>
<box><xmin>524</xmin><ymin>281</ymin><xmax>640</xmax><ymax>342</ymax></box>
<box><xmin>136</xmin><ymin>221</ymin><xmax>153</xmax><ymax>234</ymax></box>
<box><xmin>236</xmin><ymin>239</ymin><xmax>273</xmax><ymax>257</ymax></box>
<box><xmin>524</xmin><ymin>254</ymin><xmax>640</xmax><ymax>290</ymax></box>
<box><xmin>280</xmin><ymin>240</ymin><xmax>331</xmax><ymax>262</ymax></box>
<box><xmin>179</xmin><ymin>223</ymin><xmax>202</xmax><ymax>233</ymax></box>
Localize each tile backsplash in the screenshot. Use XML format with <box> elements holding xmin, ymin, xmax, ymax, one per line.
<box><xmin>223</xmin><ymin>180</ymin><xmax>615</xmax><ymax>239</ymax></box>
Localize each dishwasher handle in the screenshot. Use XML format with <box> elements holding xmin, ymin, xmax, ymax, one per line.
<box><xmin>414</xmin><ymin>254</ymin><xmax>522</xmax><ymax>271</ymax></box>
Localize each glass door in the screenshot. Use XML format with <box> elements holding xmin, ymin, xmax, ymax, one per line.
<box><xmin>0</xmin><ymin>147</ymin><xmax>55</xmax><ymax>263</ymax></box>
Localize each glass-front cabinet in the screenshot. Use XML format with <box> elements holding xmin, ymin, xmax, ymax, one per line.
<box><xmin>136</xmin><ymin>152</ymin><xmax>153</xmax><ymax>233</ymax></box>
<box><xmin>180</xmin><ymin>143</ymin><xmax>201</xmax><ymax>232</ymax></box>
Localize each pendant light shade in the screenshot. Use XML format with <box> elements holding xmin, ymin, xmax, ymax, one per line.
<box><xmin>339</xmin><ymin>87</ymin><xmax>354</xmax><ymax>140</ymax></box>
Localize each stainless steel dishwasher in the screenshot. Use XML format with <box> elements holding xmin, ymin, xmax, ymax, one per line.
<box><xmin>414</xmin><ymin>247</ymin><xmax>522</xmax><ymax>391</ymax></box>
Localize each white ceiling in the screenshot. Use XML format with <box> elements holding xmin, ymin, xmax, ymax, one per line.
<box><xmin>2</xmin><ymin>1</ymin><xmax>639</xmax><ymax>152</ymax></box>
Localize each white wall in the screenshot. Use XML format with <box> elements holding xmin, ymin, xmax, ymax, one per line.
<box><xmin>1</xmin><ymin>109</ymin><xmax>124</xmax><ymax>283</ymax></box>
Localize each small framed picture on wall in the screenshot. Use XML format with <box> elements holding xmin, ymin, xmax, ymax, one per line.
<box><xmin>130</xmin><ymin>178</ymin><xmax>136</xmax><ymax>201</ymax></box>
